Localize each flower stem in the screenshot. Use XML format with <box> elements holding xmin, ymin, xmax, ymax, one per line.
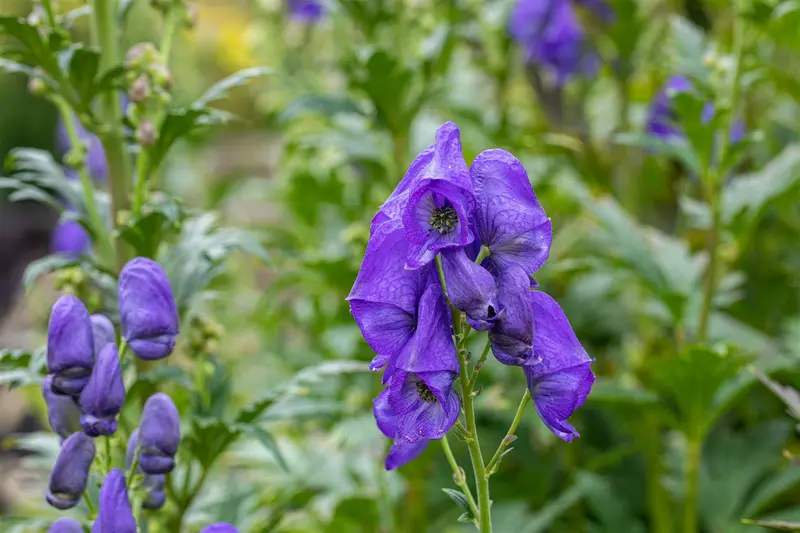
<box><xmin>474</xmin><ymin>245</ymin><xmax>491</xmax><ymax>266</ymax></box>
<box><xmin>682</xmin><ymin>437</ymin><xmax>701</xmax><ymax>533</ymax></box>
<box><xmin>486</xmin><ymin>390</ymin><xmax>529</xmax><ymax>476</ymax></box>
<box><xmin>41</xmin><ymin>0</ymin><xmax>58</xmax><ymax>28</ymax></box>
<box><xmin>468</xmin><ymin>339</ymin><xmax>491</xmax><ymax>391</ymax></box>
<box><xmin>441</xmin><ymin>435</ymin><xmax>479</xmax><ymax>522</ymax></box>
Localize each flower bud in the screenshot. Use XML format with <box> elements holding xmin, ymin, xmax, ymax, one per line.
<box><xmin>119</xmin><ymin>258</ymin><xmax>180</xmax><ymax>361</ymax></box>
<box><xmin>42</xmin><ymin>376</ymin><xmax>81</xmax><ymax>440</ymax></box>
<box><xmin>136</xmin><ymin>119</ymin><xmax>157</xmax><ymax>147</ymax></box>
<box><xmin>51</xmin><ymin>218</ymin><xmax>90</xmax><ymax>259</ymax></box>
<box><xmin>125</xmin><ymin>42</ymin><xmax>158</xmax><ymax>69</ymax></box>
<box><xmin>151</xmin><ymin>63</ymin><xmax>172</xmax><ymax>90</ymax></box>
<box><xmin>80</xmin><ymin>344</ymin><xmax>125</xmax><ymax>437</ymax></box>
<box><xmin>201</xmin><ymin>524</ymin><xmax>240</xmax><ymax>533</ymax></box>
<box><xmin>46</xmin><ymin>432</ymin><xmax>96</xmax><ymax>509</ymax></box>
<box><xmin>93</xmin><ymin>469</ymin><xmax>136</xmax><ymax>533</ymax></box>
<box><xmin>126</xmin><ymin>427</ymin><xmax>167</xmax><ymax>510</ymax></box>
<box><xmin>28</xmin><ymin>75</ymin><xmax>47</xmax><ymax>96</ymax></box>
<box><xmin>129</xmin><ymin>74</ymin><xmax>151</xmax><ymax>103</ymax></box>
<box><xmin>48</xmin><ymin>518</ymin><xmax>83</xmax><ymax>533</ymax></box>
<box><xmin>139</xmin><ymin>393</ymin><xmax>180</xmax><ymax>474</ymax></box>
<box><xmin>91</xmin><ymin>314</ymin><xmax>116</xmax><ymax>359</ymax></box>
<box><xmin>47</xmin><ymin>295</ymin><xmax>95</xmax><ymax>397</ymax></box>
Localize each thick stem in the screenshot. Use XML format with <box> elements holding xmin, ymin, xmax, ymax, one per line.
<box><xmin>486</xmin><ymin>390</ymin><xmax>530</xmax><ymax>476</ymax></box>
<box><xmin>441</xmin><ymin>435</ymin><xmax>480</xmax><ymax>522</ymax></box>
<box><xmin>682</xmin><ymin>437</ymin><xmax>701</xmax><ymax>533</ymax></box>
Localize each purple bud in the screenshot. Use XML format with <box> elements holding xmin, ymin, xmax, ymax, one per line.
<box><xmin>42</xmin><ymin>376</ymin><xmax>81</xmax><ymax>439</ymax></box>
<box><xmin>91</xmin><ymin>314</ymin><xmax>116</xmax><ymax>359</ymax></box>
<box><xmin>119</xmin><ymin>258</ymin><xmax>180</xmax><ymax>361</ymax></box>
<box><xmin>47</xmin><ymin>295</ymin><xmax>95</xmax><ymax>397</ymax></box>
<box><xmin>92</xmin><ymin>469</ymin><xmax>136</xmax><ymax>533</ymax></box>
<box><xmin>48</xmin><ymin>518</ymin><xmax>84</xmax><ymax>533</ymax></box>
<box><xmin>47</xmin><ymin>432</ymin><xmax>95</xmax><ymax>509</ymax></box>
<box><xmin>201</xmin><ymin>524</ymin><xmax>240</xmax><ymax>533</ymax></box>
<box><xmin>80</xmin><ymin>344</ymin><xmax>125</xmax><ymax>437</ymax></box>
<box><xmin>125</xmin><ymin>428</ymin><xmax>140</xmax><ymax>469</ymax></box>
<box><xmin>139</xmin><ymin>393</ymin><xmax>180</xmax><ymax>474</ymax></box>
<box><xmin>51</xmin><ymin>219</ymin><xmax>90</xmax><ymax>258</ymax></box>
<box><xmin>142</xmin><ymin>474</ymin><xmax>166</xmax><ymax>510</ymax></box>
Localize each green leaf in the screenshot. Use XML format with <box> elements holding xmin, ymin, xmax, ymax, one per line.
<box><xmin>742</xmin><ymin>519</ymin><xmax>800</xmax><ymax>530</ymax></box>
<box><xmin>193</xmin><ymin>66</ymin><xmax>273</xmax><ymax>109</ymax></box>
<box><xmin>669</xmin><ymin>16</ymin><xmax>709</xmax><ymax>80</ymax></box>
<box><xmin>0</xmin><ymin>57</ymin><xmax>39</xmax><ymax>77</ymax></box>
<box><xmin>238</xmin><ymin>424</ymin><xmax>288</xmax><ymax>472</ymax></box>
<box><xmin>615</xmin><ymin>132</ymin><xmax>701</xmax><ymax>175</ymax></box>
<box><xmin>752</xmin><ymin>369</ymin><xmax>800</xmax><ymax>421</ymax></box>
<box><xmin>279</xmin><ymin>95</ymin><xmax>365</xmax><ymax>123</ymax></box>
<box><xmin>3</xmin><ymin>148</ymin><xmax>83</xmax><ymax>210</ymax></box>
<box><xmin>442</xmin><ymin>488</ymin><xmax>474</xmax><ymax>521</ymax></box>
<box><xmin>149</xmin><ymin>108</ymin><xmax>230</xmax><ymax>173</ymax></box>
<box><xmin>22</xmin><ymin>255</ymin><xmax>78</xmax><ymax>289</ymax></box>
<box><xmin>117</xmin><ymin>196</ymin><xmax>186</xmax><ymax>258</ymax></box>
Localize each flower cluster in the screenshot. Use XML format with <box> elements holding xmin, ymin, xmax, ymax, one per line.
<box><xmin>43</xmin><ymin>257</ymin><xmax>185</xmax><ymax>529</ymax></box>
<box><xmin>349</xmin><ymin>122</ymin><xmax>594</xmax><ymax>470</ymax></box>
<box><xmin>508</xmin><ymin>0</ymin><xmax>614</xmax><ymax>85</ymax></box>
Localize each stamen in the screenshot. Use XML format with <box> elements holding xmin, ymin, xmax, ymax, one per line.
<box><xmin>429</xmin><ymin>206</ymin><xmax>458</xmax><ymax>235</ymax></box>
<box><xmin>416</xmin><ymin>380</ymin><xmax>437</xmax><ymax>403</ymax></box>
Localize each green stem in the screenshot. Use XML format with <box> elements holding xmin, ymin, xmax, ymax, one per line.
<box><xmin>91</xmin><ymin>0</ymin><xmax>132</xmax><ymax>273</ymax></box>
<box><xmin>104</xmin><ymin>435</ymin><xmax>113</xmax><ymax>474</ymax></box>
<box><xmin>486</xmin><ymin>390</ymin><xmax>530</xmax><ymax>476</ymax></box>
<box><xmin>468</xmin><ymin>339</ymin><xmax>491</xmax><ymax>391</ymax></box>
<box><xmin>126</xmin><ymin>446</ymin><xmax>139</xmax><ymax>492</ymax></box>
<box><xmin>474</xmin><ymin>245</ymin><xmax>491</xmax><ymax>266</ymax></box>
<box><xmin>682</xmin><ymin>437</ymin><xmax>701</xmax><ymax>533</ymax></box>
<box><xmin>441</xmin><ymin>435</ymin><xmax>480</xmax><ymax>523</ymax></box>
<box><xmin>160</xmin><ymin>7</ymin><xmax>177</xmax><ymax>61</ymax></box>
<box><xmin>83</xmin><ymin>490</ymin><xmax>96</xmax><ymax>515</ymax></box>
<box><xmin>41</xmin><ymin>0</ymin><xmax>58</xmax><ymax>28</ymax></box>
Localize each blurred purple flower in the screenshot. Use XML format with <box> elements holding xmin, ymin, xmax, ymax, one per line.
<box><xmin>509</xmin><ymin>0</ymin><xmax>601</xmax><ymax>85</ymax></box>
<box><xmin>47</xmin><ymin>295</ymin><xmax>95</xmax><ymax>397</ymax></box>
<box><xmin>119</xmin><ymin>257</ymin><xmax>180</xmax><ymax>361</ymax></box>
<box><xmin>287</xmin><ymin>0</ymin><xmax>325</xmax><ymax>22</ymax></box>
<box><xmin>200</xmin><ymin>524</ymin><xmax>240</xmax><ymax>533</ymax></box>
<box><xmin>523</xmin><ymin>292</ymin><xmax>594</xmax><ymax>441</ymax></box>
<box><xmin>347</xmin><ymin>219</ymin><xmax>457</xmax><ymax>380</ymax></box>
<box><xmin>91</xmin><ymin>314</ymin><xmax>116</xmax><ymax>359</ymax></box>
<box><xmin>51</xmin><ymin>217</ymin><xmax>90</xmax><ymax>258</ymax></box>
<box><xmin>138</xmin><ymin>393</ymin><xmax>180</xmax><ymax>475</ymax></box>
<box><xmin>42</xmin><ymin>376</ymin><xmax>82</xmax><ymax>440</ymax></box>
<box><xmin>92</xmin><ymin>469</ymin><xmax>136</xmax><ymax>533</ymax></box>
<box><xmin>373</xmin><ymin>369</ymin><xmax>460</xmax><ymax>470</ymax></box>
<box><xmin>48</xmin><ymin>518</ymin><xmax>83</xmax><ymax>533</ymax></box>
<box><xmin>573</xmin><ymin>0</ymin><xmax>615</xmax><ymax>22</ymax></box>
<box><xmin>80</xmin><ymin>343</ymin><xmax>125</xmax><ymax>437</ymax></box>
<box><xmin>56</xmin><ymin>116</ymin><xmax>108</xmax><ymax>181</ymax></box>
<box><xmin>47</xmin><ymin>431</ymin><xmax>95</xmax><ymax>509</ymax></box>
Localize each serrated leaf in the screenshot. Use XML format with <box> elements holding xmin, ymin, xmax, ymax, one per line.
<box><xmin>193</xmin><ymin>66</ymin><xmax>273</xmax><ymax>109</ymax></box>
<box><xmin>149</xmin><ymin>108</ymin><xmax>228</xmax><ymax>174</ymax></box>
<box><xmin>442</xmin><ymin>488</ymin><xmax>474</xmax><ymax>519</ymax></box>
<box><xmin>117</xmin><ymin>196</ymin><xmax>186</xmax><ymax>258</ymax></box>
<box><xmin>238</xmin><ymin>424</ymin><xmax>288</xmax><ymax>472</ymax></box>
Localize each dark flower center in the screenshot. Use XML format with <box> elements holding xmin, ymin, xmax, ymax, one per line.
<box><xmin>429</xmin><ymin>206</ymin><xmax>458</xmax><ymax>235</ymax></box>
<box><xmin>416</xmin><ymin>380</ymin><xmax>437</xmax><ymax>403</ymax></box>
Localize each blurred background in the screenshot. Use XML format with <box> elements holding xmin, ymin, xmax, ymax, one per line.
<box><xmin>1</xmin><ymin>0</ymin><xmax>800</xmax><ymax>531</ymax></box>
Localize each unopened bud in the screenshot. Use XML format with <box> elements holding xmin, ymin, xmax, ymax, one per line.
<box><xmin>129</xmin><ymin>75</ymin><xmax>151</xmax><ymax>103</ymax></box>
<box><xmin>126</xmin><ymin>42</ymin><xmax>158</xmax><ymax>69</ymax></box>
<box><xmin>136</xmin><ymin>120</ymin><xmax>157</xmax><ymax>147</ymax></box>
<box><xmin>151</xmin><ymin>63</ymin><xmax>172</xmax><ymax>91</ymax></box>
<box><xmin>452</xmin><ymin>466</ymin><xmax>466</xmax><ymax>485</ymax></box>
<box><xmin>501</xmin><ymin>434</ymin><xmax>518</xmax><ymax>446</ymax></box>
<box><xmin>28</xmin><ymin>76</ymin><xmax>47</xmax><ymax>96</ymax></box>
<box><xmin>64</xmin><ymin>147</ymin><xmax>86</xmax><ymax>169</ymax></box>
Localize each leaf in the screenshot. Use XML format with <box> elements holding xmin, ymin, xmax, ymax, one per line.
<box><xmin>149</xmin><ymin>108</ymin><xmax>229</xmax><ymax>173</ymax></box>
<box><xmin>442</xmin><ymin>488</ymin><xmax>474</xmax><ymax>521</ymax></box>
<box><xmin>669</xmin><ymin>15</ymin><xmax>709</xmax><ymax>80</ymax></box>
<box><xmin>64</xmin><ymin>5</ymin><xmax>92</xmax><ymax>27</ymax></box>
<box><xmin>3</xmin><ymin>148</ymin><xmax>83</xmax><ymax>210</ymax></box>
<box><xmin>0</xmin><ymin>57</ymin><xmax>39</xmax><ymax>77</ymax></box>
<box><xmin>752</xmin><ymin>369</ymin><xmax>800</xmax><ymax>421</ymax></box>
<box><xmin>238</xmin><ymin>425</ymin><xmax>288</xmax><ymax>472</ymax></box>
<box><xmin>193</xmin><ymin>67</ymin><xmax>274</xmax><ymax>109</ymax></box>
<box><xmin>117</xmin><ymin>196</ymin><xmax>186</xmax><ymax>258</ymax></box>
<box><xmin>279</xmin><ymin>95</ymin><xmax>365</xmax><ymax>123</ymax></box>
<box><xmin>742</xmin><ymin>519</ymin><xmax>800</xmax><ymax>530</ymax></box>
<box><xmin>615</xmin><ymin>132</ymin><xmax>701</xmax><ymax>175</ymax></box>
<box><xmin>22</xmin><ymin>255</ymin><xmax>78</xmax><ymax>289</ymax></box>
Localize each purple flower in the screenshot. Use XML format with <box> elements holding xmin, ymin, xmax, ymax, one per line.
<box><xmin>47</xmin><ymin>432</ymin><xmax>95</xmax><ymax>509</ymax></box>
<box><xmin>440</xmin><ymin>248</ymin><xmax>501</xmax><ymax>331</ymax></box>
<box><xmin>42</xmin><ymin>376</ymin><xmax>81</xmax><ymax>440</ymax></box>
<box><xmin>126</xmin><ymin>428</ymin><xmax>167</xmax><ymax>510</ymax></box>
<box><xmin>488</xmin><ymin>266</ymin><xmax>535</xmax><ymax>366</ymax></box>
<box><xmin>51</xmin><ymin>218</ymin><xmax>90</xmax><ymax>258</ymax></box>
<box><xmin>373</xmin><ymin>369</ymin><xmax>460</xmax><ymax>470</ymax></box>
<box><xmin>470</xmin><ymin>149</ymin><xmax>552</xmax><ymax>283</ymax></box>
<box><xmin>138</xmin><ymin>393</ymin><xmax>180</xmax><ymax>475</ymax></box>
<box><xmin>287</xmin><ymin>0</ymin><xmax>324</xmax><ymax>22</ymax></box>
<box><xmin>47</xmin><ymin>295</ymin><xmax>95</xmax><ymax>397</ymax></box>
<box><xmin>119</xmin><ymin>257</ymin><xmax>180</xmax><ymax>361</ymax></box>
<box><xmin>80</xmin><ymin>343</ymin><xmax>125</xmax><ymax>437</ymax></box>
<box><xmin>374</xmin><ymin>122</ymin><xmax>475</xmax><ymax>269</ymax></box>
<box><xmin>57</xmin><ymin>116</ymin><xmax>108</xmax><ymax>181</ymax></box>
<box><xmin>48</xmin><ymin>518</ymin><xmax>84</xmax><ymax>533</ymax></box>
<box><xmin>91</xmin><ymin>314</ymin><xmax>116</xmax><ymax>359</ymax></box>
<box><xmin>509</xmin><ymin>0</ymin><xmax>600</xmax><ymax>85</ymax></box>
<box><xmin>92</xmin><ymin>469</ymin><xmax>136</xmax><ymax>533</ymax></box>
<box><xmin>347</xmin><ymin>219</ymin><xmax>457</xmax><ymax>379</ymax></box>
<box><xmin>201</xmin><ymin>524</ymin><xmax>240</xmax><ymax>533</ymax></box>
<box><xmin>523</xmin><ymin>291</ymin><xmax>594</xmax><ymax>441</ymax></box>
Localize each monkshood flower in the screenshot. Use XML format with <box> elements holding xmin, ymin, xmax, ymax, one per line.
<box><xmin>372</xmin><ymin>122</ymin><xmax>476</xmax><ymax>269</ymax></box>
<box><xmin>373</xmin><ymin>369</ymin><xmax>460</xmax><ymax>470</ymax></box>
<box><xmin>524</xmin><ymin>291</ymin><xmax>594</xmax><ymax>441</ymax></box>
<box><xmin>42</xmin><ymin>376</ymin><xmax>81</xmax><ymax>440</ymax></box>
<box><xmin>47</xmin><ymin>432</ymin><xmax>95</xmax><ymax>509</ymax></box>
<box><xmin>488</xmin><ymin>266</ymin><xmax>535</xmax><ymax>366</ymax></box>
<box><xmin>126</xmin><ymin>427</ymin><xmax>168</xmax><ymax>510</ymax></box>
<box><xmin>470</xmin><ymin>149</ymin><xmax>552</xmax><ymax>283</ymax></box>
<box><xmin>347</xmin><ymin>219</ymin><xmax>457</xmax><ymax>379</ymax></box>
<box><xmin>509</xmin><ymin>0</ymin><xmax>600</xmax><ymax>85</ymax></box>
<box><xmin>48</xmin><ymin>518</ymin><xmax>83</xmax><ymax>533</ymax></box>
<box><xmin>138</xmin><ymin>393</ymin><xmax>180</xmax><ymax>475</ymax></box>
<box><xmin>201</xmin><ymin>524</ymin><xmax>240</xmax><ymax>533</ymax></box>
<box><xmin>439</xmin><ymin>248</ymin><xmax>501</xmax><ymax>331</ymax></box>
<box><xmin>80</xmin><ymin>343</ymin><xmax>125</xmax><ymax>437</ymax></box>
<box><xmin>119</xmin><ymin>257</ymin><xmax>180</xmax><ymax>361</ymax></box>
<box><xmin>51</xmin><ymin>217</ymin><xmax>90</xmax><ymax>258</ymax></box>
<box><xmin>47</xmin><ymin>295</ymin><xmax>95</xmax><ymax>397</ymax></box>
<box><xmin>287</xmin><ymin>0</ymin><xmax>324</xmax><ymax>22</ymax></box>
<box><xmin>91</xmin><ymin>314</ymin><xmax>116</xmax><ymax>359</ymax></box>
<box><xmin>92</xmin><ymin>469</ymin><xmax>136</xmax><ymax>533</ymax></box>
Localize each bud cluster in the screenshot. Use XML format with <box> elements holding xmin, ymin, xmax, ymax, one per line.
<box><xmin>124</xmin><ymin>43</ymin><xmax>171</xmax><ymax>148</ymax></box>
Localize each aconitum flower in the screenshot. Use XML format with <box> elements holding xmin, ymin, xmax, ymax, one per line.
<box><xmin>91</xmin><ymin>314</ymin><xmax>116</xmax><ymax>359</ymax></box>
<box><xmin>119</xmin><ymin>257</ymin><xmax>179</xmax><ymax>361</ymax></box>
<box><xmin>201</xmin><ymin>524</ymin><xmax>240</xmax><ymax>533</ymax></box>
<box><xmin>42</xmin><ymin>376</ymin><xmax>81</xmax><ymax>440</ymax></box>
<box><xmin>51</xmin><ymin>217</ymin><xmax>90</xmax><ymax>258</ymax></box>
<box><xmin>509</xmin><ymin>0</ymin><xmax>600</xmax><ymax>85</ymax></box>
<box><xmin>373</xmin><ymin>369</ymin><xmax>460</xmax><ymax>470</ymax></box>
<box><xmin>524</xmin><ymin>291</ymin><xmax>594</xmax><ymax>441</ymax></box>
<box><xmin>440</xmin><ymin>249</ymin><xmax>501</xmax><ymax>331</ymax></box>
<box><xmin>138</xmin><ymin>393</ymin><xmax>180</xmax><ymax>475</ymax></box>
<box><xmin>80</xmin><ymin>343</ymin><xmax>125</xmax><ymax>437</ymax></box>
<box><xmin>92</xmin><ymin>469</ymin><xmax>136</xmax><ymax>533</ymax></box>
<box><xmin>126</xmin><ymin>427</ymin><xmax>167</xmax><ymax>510</ymax></box>
<box><xmin>347</xmin><ymin>219</ymin><xmax>457</xmax><ymax>378</ymax></box>
<box><xmin>47</xmin><ymin>295</ymin><xmax>95</xmax><ymax>397</ymax></box>
<box><xmin>287</xmin><ymin>0</ymin><xmax>324</xmax><ymax>22</ymax></box>
<box><xmin>47</xmin><ymin>432</ymin><xmax>95</xmax><ymax>509</ymax></box>
<box><xmin>48</xmin><ymin>518</ymin><xmax>83</xmax><ymax>533</ymax></box>
<box><xmin>488</xmin><ymin>266</ymin><xmax>534</xmax><ymax>366</ymax></box>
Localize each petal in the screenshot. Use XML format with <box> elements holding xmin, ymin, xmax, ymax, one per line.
<box><xmin>42</xmin><ymin>376</ymin><xmax>81</xmax><ymax>440</ymax></box>
<box><xmin>48</xmin><ymin>518</ymin><xmax>84</xmax><ymax>533</ymax></box>
<box><xmin>79</xmin><ymin>343</ymin><xmax>125</xmax><ymax>437</ymax></box>
<box><xmin>529</xmin><ymin>291</ymin><xmax>592</xmax><ymax>374</ymax></box>
<box><xmin>139</xmin><ymin>393</ymin><xmax>180</xmax><ymax>475</ymax></box>
<box><xmin>93</xmin><ymin>469</ymin><xmax>136</xmax><ymax>533</ymax></box>
<box><xmin>385</xmin><ymin>438</ymin><xmax>429</xmax><ymax>470</ymax></box>
<box><xmin>488</xmin><ymin>265</ymin><xmax>534</xmax><ymax>366</ymax></box>
<box><xmin>47</xmin><ymin>432</ymin><xmax>95</xmax><ymax>510</ymax></box>
<box><xmin>47</xmin><ymin>295</ymin><xmax>94</xmax><ymax>380</ymax></box>
<box><xmin>441</xmin><ymin>248</ymin><xmax>500</xmax><ymax>331</ymax></box>
<box><xmin>372</xmin><ymin>146</ymin><xmax>435</xmax><ymax>233</ymax></box>
<box><xmin>373</xmin><ymin>387</ymin><xmax>398</xmax><ymax>438</ymax></box>
<box><xmin>471</xmin><ymin>150</ymin><xmax>552</xmax><ymax>280</ymax></box>
<box><xmin>390</xmin><ymin>371</ymin><xmax>459</xmax><ymax>441</ymax></box>
<box><xmin>200</xmin><ymin>524</ymin><xmax>240</xmax><ymax>533</ymax></box>
<box><xmin>90</xmin><ymin>314</ymin><xmax>116</xmax><ymax>360</ymax></box>
<box><xmin>394</xmin><ymin>282</ymin><xmax>458</xmax><ymax>374</ymax></box>
<box><xmin>51</xmin><ymin>219</ymin><xmax>90</xmax><ymax>258</ymax></box>
<box><xmin>349</xmin><ymin>301</ymin><xmax>414</xmax><ymax>369</ymax></box>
